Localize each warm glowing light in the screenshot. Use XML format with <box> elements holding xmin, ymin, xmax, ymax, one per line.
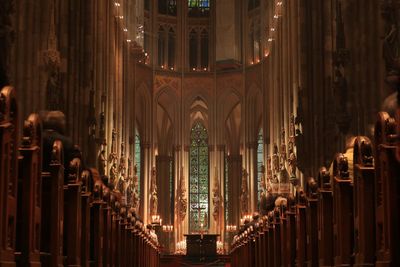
<box><xmin>192</xmin><ymin>67</ymin><xmax>196</xmax><ymax>71</ymax></box>
<box><xmin>161</xmin><ymin>65</ymin><xmax>164</xmax><ymax>69</ymax></box>
<box><xmin>144</xmin><ymin>52</ymin><xmax>148</xmax><ymax>56</ymax></box>
<box><xmin>170</xmin><ymin>67</ymin><xmax>174</xmax><ymax>70</ymax></box>
<box><xmin>126</xmin><ymin>39</ymin><xmax>131</xmax><ymax>43</ymax></box>
<box><xmin>277</xmin><ymin>1</ymin><xmax>283</xmax><ymax>6</ymax></box>
<box><xmin>124</xmin><ymin>28</ymin><xmax>128</xmax><ymax>32</ymax></box>
<box><xmin>268</xmin><ymin>38</ymin><xmax>273</xmax><ymax>42</ymax></box>
<box><xmin>114</xmin><ymin>2</ymin><xmax>120</xmax><ymax>7</ymax></box>
<box><xmin>271</xmin><ymin>27</ymin><xmax>275</xmax><ymax>32</ymax></box>
<box><xmin>203</xmin><ymin>67</ymin><xmax>207</xmax><ymax>71</ymax></box>
<box><xmin>274</xmin><ymin>14</ymin><xmax>279</xmax><ymax>19</ymax></box>
<box><xmin>256</xmin><ymin>59</ymin><xmax>260</xmax><ymax>63</ymax></box>
<box><xmin>250</xmin><ymin>61</ymin><xmax>254</xmax><ymax>65</ymax></box>
<box><xmin>119</xmin><ymin>15</ymin><xmax>124</xmax><ymax>19</ymax></box>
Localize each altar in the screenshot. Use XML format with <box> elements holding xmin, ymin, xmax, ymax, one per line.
<box><xmin>184</xmin><ymin>234</ymin><xmax>219</xmax><ymax>257</ymax></box>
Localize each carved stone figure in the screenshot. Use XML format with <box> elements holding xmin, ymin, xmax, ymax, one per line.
<box><xmin>131</xmin><ymin>164</ymin><xmax>140</xmax><ymax>213</ymax></box>
<box><xmin>212</xmin><ymin>168</ymin><xmax>221</xmax><ymax>222</ymax></box>
<box><xmin>98</xmin><ymin>150</ymin><xmax>106</xmax><ymax>177</ymax></box>
<box><xmin>109</xmin><ymin>162</ymin><xmax>118</xmax><ymax>190</ymax></box>
<box><xmin>288</xmin><ymin>151</ymin><xmax>297</xmax><ymax>177</ymax></box>
<box><xmin>176</xmin><ymin>167</ymin><xmax>187</xmax><ymax>221</ymax></box>
<box><xmin>272</xmin><ymin>144</ymin><xmax>280</xmax><ymax>174</ymax></box>
<box><xmin>150</xmin><ymin>167</ymin><xmax>158</xmax><ymax>216</ymax></box>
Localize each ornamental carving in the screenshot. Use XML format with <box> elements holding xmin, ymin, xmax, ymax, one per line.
<box><xmin>212</xmin><ymin>167</ymin><xmax>222</xmax><ymax>222</ymax></box>
<box><xmin>150</xmin><ymin>167</ymin><xmax>158</xmax><ymax>216</ymax></box>
<box><xmin>176</xmin><ymin>167</ymin><xmax>187</xmax><ymax>222</ymax></box>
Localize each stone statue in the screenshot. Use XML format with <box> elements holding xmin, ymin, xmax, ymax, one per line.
<box><xmin>98</xmin><ymin>150</ymin><xmax>107</xmax><ymax>177</ymax></box>
<box><xmin>131</xmin><ymin>164</ymin><xmax>140</xmax><ymax>213</ymax></box>
<box><xmin>272</xmin><ymin>144</ymin><xmax>280</xmax><ymax>174</ymax></box>
<box><xmin>109</xmin><ymin>162</ymin><xmax>118</xmax><ymax>190</ymax></box>
<box><xmin>280</xmin><ymin>128</ymin><xmax>287</xmax><ymax>163</ymax></box>
<box><xmin>240</xmin><ymin>168</ymin><xmax>249</xmax><ymax>216</ymax></box>
<box><xmin>177</xmin><ymin>167</ymin><xmax>187</xmax><ymax>222</ymax></box>
<box><xmin>288</xmin><ymin>151</ymin><xmax>297</xmax><ymax>178</ymax></box>
<box><xmin>212</xmin><ymin>167</ymin><xmax>221</xmax><ymax>222</ymax></box>
<box><xmin>150</xmin><ymin>167</ymin><xmax>158</xmax><ymax>216</ymax></box>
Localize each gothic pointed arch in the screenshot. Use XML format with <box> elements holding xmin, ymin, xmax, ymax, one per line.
<box><xmin>189</xmin><ymin>120</ymin><xmax>210</xmax><ymax>232</ymax></box>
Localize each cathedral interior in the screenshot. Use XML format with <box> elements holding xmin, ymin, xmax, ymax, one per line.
<box><xmin>0</xmin><ymin>0</ymin><xmax>399</xmax><ymax>266</ymax></box>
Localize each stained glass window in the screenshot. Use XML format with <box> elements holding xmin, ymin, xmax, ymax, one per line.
<box><xmin>188</xmin><ymin>0</ymin><xmax>210</xmax><ymax>17</ymax></box>
<box><xmin>257</xmin><ymin>129</ymin><xmax>263</xmax><ymax>205</ymax></box>
<box><xmin>135</xmin><ymin>130</ymin><xmax>141</xmax><ymax>194</ymax></box>
<box><xmin>189</xmin><ymin>122</ymin><xmax>209</xmax><ymax>232</ymax></box>
<box><xmin>188</xmin><ymin>0</ymin><xmax>209</xmax><ymax>8</ymax></box>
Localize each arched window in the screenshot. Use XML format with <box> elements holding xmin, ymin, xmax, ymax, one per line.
<box><xmin>158</xmin><ymin>26</ymin><xmax>166</xmax><ymax>67</ymax></box>
<box><xmin>159</xmin><ymin>0</ymin><xmax>177</xmax><ymax>16</ymax></box>
<box><xmin>168</xmin><ymin>28</ymin><xmax>175</xmax><ymax>68</ymax></box>
<box><xmin>200</xmin><ymin>29</ymin><xmax>209</xmax><ymax>69</ymax></box>
<box><xmin>256</xmin><ymin>129</ymin><xmax>263</xmax><ymax>205</ymax></box>
<box><xmin>189</xmin><ymin>29</ymin><xmax>198</xmax><ymax>70</ymax></box>
<box><xmin>188</xmin><ymin>0</ymin><xmax>210</xmax><ymax>17</ymax></box>
<box><xmin>135</xmin><ymin>129</ymin><xmax>141</xmax><ymax>194</ymax></box>
<box><xmin>189</xmin><ymin>122</ymin><xmax>209</xmax><ymax>232</ymax></box>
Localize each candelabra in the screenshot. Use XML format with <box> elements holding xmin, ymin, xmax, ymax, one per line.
<box><xmin>151</xmin><ymin>215</ymin><xmax>161</xmax><ymax>225</ymax></box>
<box><xmin>226</xmin><ymin>225</ymin><xmax>237</xmax><ymax>232</ymax></box>
<box><xmin>240</xmin><ymin>214</ymin><xmax>253</xmax><ymax>226</ymax></box>
<box><xmin>162</xmin><ymin>225</ymin><xmax>173</xmax><ymax>232</ymax></box>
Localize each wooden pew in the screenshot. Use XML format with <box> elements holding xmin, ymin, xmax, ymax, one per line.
<box><xmin>273</xmin><ymin>208</ymin><xmax>282</xmax><ymax>267</ymax></box>
<box><xmin>284</xmin><ymin>198</ymin><xmax>296</xmax><ymax>267</ymax></box>
<box><xmin>353</xmin><ymin>136</ymin><xmax>375</xmax><ymax>266</ymax></box>
<box><xmin>296</xmin><ymin>189</ymin><xmax>307</xmax><ymax>266</ymax></box>
<box><xmin>64</xmin><ymin>146</ymin><xmax>83</xmax><ymax>266</ymax></box>
<box><xmin>317</xmin><ymin>167</ymin><xmax>334</xmax><ymax>267</ymax></box>
<box><xmin>89</xmin><ymin>169</ymin><xmax>104</xmax><ymax>267</ymax></box>
<box><xmin>15</xmin><ymin>113</ymin><xmax>42</xmax><ymax>266</ymax></box>
<box><xmin>332</xmin><ymin>153</ymin><xmax>354</xmax><ymax>266</ymax></box>
<box><xmin>101</xmin><ymin>186</ymin><xmax>111</xmax><ymax>267</ymax></box>
<box><xmin>40</xmin><ymin>140</ymin><xmax>64</xmax><ymax>267</ymax></box>
<box><xmin>306</xmin><ymin>178</ymin><xmax>319</xmax><ymax>267</ymax></box>
<box><xmin>0</xmin><ymin>86</ymin><xmax>18</xmax><ymax>266</ymax></box>
<box><xmin>80</xmin><ymin>170</ymin><xmax>92</xmax><ymax>267</ymax></box>
<box><xmin>374</xmin><ymin>112</ymin><xmax>400</xmax><ymax>266</ymax></box>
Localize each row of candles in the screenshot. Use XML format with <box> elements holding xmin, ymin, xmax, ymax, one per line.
<box><xmin>151</xmin><ymin>214</ymin><xmax>173</xmax><ymax>233</ymax></box>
